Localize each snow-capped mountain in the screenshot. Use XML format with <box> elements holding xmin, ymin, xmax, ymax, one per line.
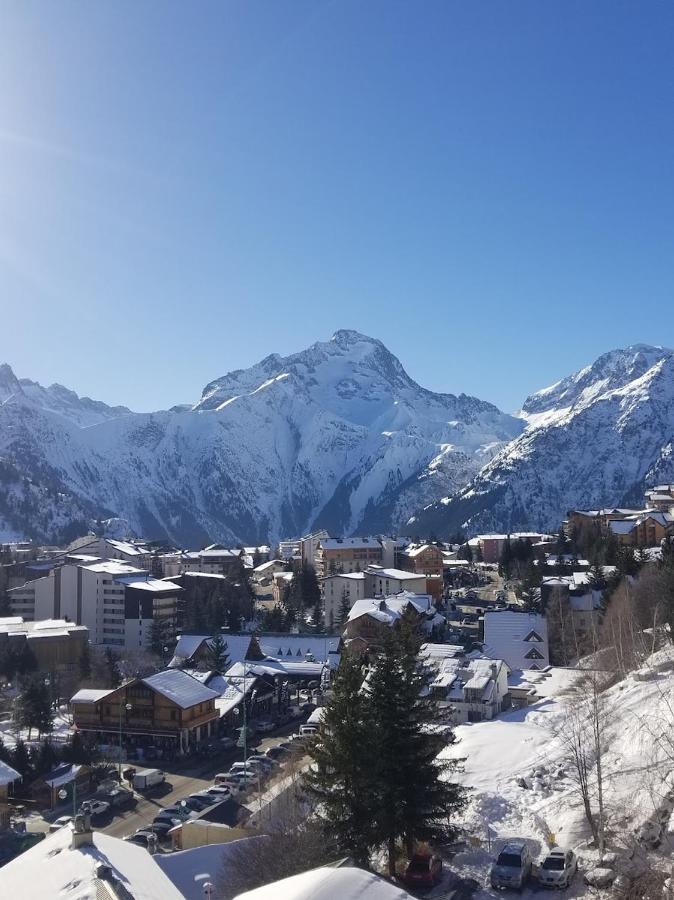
<box><xmin>0</xmin><ymin>331</ymin><xmax>521</xmax><ymax>544</ymax></box>
<box><xmin>413</xmin><ymin>344</ymin><xmax>674</xmax><ymax>537</ymax></box>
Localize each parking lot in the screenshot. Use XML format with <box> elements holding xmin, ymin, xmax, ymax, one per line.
<box><xmin>95</xmin><ymin>717</ymin><xmax>310</xmax><ymax>842</ymax></box>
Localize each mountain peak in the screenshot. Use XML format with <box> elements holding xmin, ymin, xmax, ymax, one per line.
<box><xmin>0</xmin><ymin>363</ymin><xmax>22</xmax><ymax>404</ymax></box>
<box><xmin>522</xmin><ymin>343</ymin><xmax>674</xmax><ymax>416</ymax></box>
<box><xmin>329</xmin><ymin>329</ymin><xmax>381</xmax><ymax>348</ymax></box>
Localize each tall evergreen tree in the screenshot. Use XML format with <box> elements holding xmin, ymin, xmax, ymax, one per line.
<box><xmin>366</xmin><ymin>628</ymin><xmax>466</xmax><ymax>873</ymax></box>
<box><xmin>11</xmin><ymin>738</ymin><xmax>31</xmax><ymax>779</ymax></box>
<box><xmin>304</xmin><ymin>655</ymin><xmax>376</xmax><ymax>864</ymax></box>
<box><xmin>14</xmin><ymin>676</ymin><xmax>54</xmax><ymax>740</ymax></box>
<box><xmin>337</xmin><ymin>590</ymin><xmax>352</xmax><ymax>629</ymax></box>
<box><xmin>104</xmin><ymin>647</ymin><xmax>121</xmax><ymax>687</ymax></box>
<box><xmin>204</xmin><ymin>633</ymin><xmax>230</xmax><ymax>673</ymax></box>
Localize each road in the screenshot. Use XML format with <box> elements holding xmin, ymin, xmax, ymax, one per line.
<box><xmin>99</xmin><ymin>722</ymin><xmax>306</xmax><ymax>840</ymax></box>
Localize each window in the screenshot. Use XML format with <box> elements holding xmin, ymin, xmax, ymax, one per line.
<box><xmin>525</xmin><ymin>647</ymin><xmax>544</xmax><ymax>660</ymax></box>
<box><xmin>523</xmin><ymin>630</ymin><xmax>543</xmax><ymax>643</ymax></box>
<box><xmin>170</xmin><ymin>710</ymin><xmax>177</xmax><ymax>721</ymax></box>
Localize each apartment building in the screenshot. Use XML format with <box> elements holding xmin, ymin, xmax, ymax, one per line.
<box><xmin>182</xmin><ymin>546</ymin><xmax>244</xmax><ymax>576</ymax></box>
<box><xmin>315</xmin><ymin>537</ymin><xmax>385</xmax><ymax>577</ymax></box>
<box><xmin>7</xmin><ymin>560</ymin><xmax>182</xmax><ymax>650</ymax></box>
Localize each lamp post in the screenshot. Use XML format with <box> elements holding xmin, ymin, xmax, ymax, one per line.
<box><xmin>118</xmin><ymin>701</ymin><xmax>132</xmax><ymax>780</ymax></box>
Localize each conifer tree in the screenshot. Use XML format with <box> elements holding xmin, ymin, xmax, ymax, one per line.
<box><xmin>11</xmin><ymin>738</ymin><xmax>31</xmax><ymax>778</ymax></box>
<box><xmin>205</xmin><ymin>633</ymin><xmax>230</xmax><ymax>673</ymax></box>
<box><xmin>337</xmin><ymin>590</ymin><xmax>351</xmax><ymax>628</ymax></box>
<box><xmin>366</xmin><ymin>627</ymin><xmax>466</xmax><ymax>873</ymax></box>
<box><xmin>104</xmin><ymin>647</ymin><xmax>121</xmax><ymax>687</ymax></box>
<box><xmin>304</xmin><ymin>655</ymin><xmax>376</xmax><ymax>864</ymax></box>
<box><xmin>14</xmin><ymin>675</ymin><xmax>54</xmax><ymax>739</ymax></box>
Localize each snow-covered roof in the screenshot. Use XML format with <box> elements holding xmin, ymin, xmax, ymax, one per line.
<box><xmin>83</xmin><ymin>560</ymin><xmax>145</xmax><ymax>576</ymax></box>
<box><xmin>106</xmin><ymin>539</ymin><xmax>148</xmax><ymax>556</ymax></box>
<box><xmin>0</xmin><ymin>821</ymin><xmax>183</xmax><ymax>900</ymax></box>
<box><xmin>70</xmin><ymin>688</ymin><xmax>112</xmax><ymax>704</ymax></box>
<box><xmin>366</xmin><ymin>567</ymin><xmax>425</xmax><ymax>580</ymax></box>
<box><xmin>323</xmin><ymin>571</ymin><xmax>366</xmax><ymax>581</ymax></box>
<box><xmin>482</xmin><ymin>610</ymin><xmax>550</xmax><ymax>671</ymax></box>
<box><xmin>157</xmin><ymin>839</ymin><xmax>264</xmax><ymax>900</ymax></box>
<box><xmin>320</xmin><ymin>537</ymin><xmax>382</xmax><ymax>550</ymax></box>
<box><xmin>233</xmin><ymin>865</ymin><xmax>415</xmax><ymax>900</ymax></box>
<box><xmin>253</xmin><ymin>559</ymin><xmax>285</xmax><ymax>574</ymax></box>
<box><xmin>44</xmin><ymin>763</ymin><xmax>82</xmax><ymax>788</ymax></box>
<box><xmin>403</xmin><ymin>544</ymin><xmax>439</xmax><ymax>557</ymax></box>
<box><xmin>142</xmin><ymin>669</ymin><xmax>220</xmax><ymax>709</ymax></box>
<box><xmin>0</xmin><ymin>759</ymin><xmax>20</xmax><ymax>786</ymax></box>
<box><xmin>256</xmin><ymin>634</ymin><xmax>340</xmax><ymax>663</ymax></box>
<box><xmin>116</xmin><ymin>576</ymin><xmax>182</xmax><ymax>593</ymax></box>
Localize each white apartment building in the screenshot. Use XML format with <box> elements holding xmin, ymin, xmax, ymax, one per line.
<box><xmin>323</xmin><ymin>572</ymin><xmax>366</xmax><ymax>626</ymax></box>
<box><xmin>426</xmin><ymin>654</ymin><xmax>510</xmax><ymax>724</ymax></box>
<box><xmin>322</xmin><ymin>566</ymin><xmax>427</xmax><ymax>626</ymax></box>
<box><xmin>7</xmin><ymin>560</ymin><xmax>182</xmax><ymax>651</ymax></box>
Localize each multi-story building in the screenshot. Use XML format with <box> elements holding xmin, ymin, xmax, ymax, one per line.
<box><xmin>65</xmin><ymin>536</ymin><xmax>152</xmax><ymax>569</ymax></box>
<box><xmin>7</xmin><ymin>560</ymin><xmax>182</xmax><ymax>650</ymax></box>
<box><xmin>0</xmin><ymin>617</ymin><xmax>88</xmax><ymax>679</ymax></box>
<box><xmin>425</xmin><ymin>652</ymin><xmax>510</xmax><ymax>724</ymax></box>
<box><xmin>644</xmin><ymin>484</ymin><xmax>674</xmax><ymax>513</ymax></box>
<box><xmin>182</xmin><ymin>546</ymin><xmax>244</xmax><ymax>576</ymax></box>
<box><xmin>395</xmin><ymin>543</ymin><xmax>444</xmax><ymax>576</ymax></box>
<box><xmin>70</xmin><ymin>668</ymin><xmax>220</xmax><ymax>757</ymax></box>
<box><xmin>315</xmin><ymin>537</ymin><xmax>386</xmax><ymax>578</ymax></box>
<box><xmin>322</xmin><ymin>572</ymin><xmax>366</xmax><ymax>627</ymax></box>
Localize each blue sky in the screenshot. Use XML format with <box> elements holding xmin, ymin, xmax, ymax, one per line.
<box><xmin>1</xmin><ymin>1</ymin><xmax>673</xmax><ymax>412</ymax></box>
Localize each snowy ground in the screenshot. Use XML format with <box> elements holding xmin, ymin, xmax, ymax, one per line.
<box><xmin>438</xmin><ymin>652</ymin><xmax>674</xmax><ymax>896</ymax></box>
<box><xmin>0</xmin><ymin>706</ymin><xmax>73</xmax><ymax>750</ymax></box>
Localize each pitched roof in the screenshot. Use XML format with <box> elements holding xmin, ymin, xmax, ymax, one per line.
<box><xmin>0</xmin><ymin>822</ymin><xmax>183</xmax><ymax>900</ymax></box>
<box><xmin>0</xmin><ymin>759</ymin><xmax>20</xmax><ymax>786</ymax></box>
<box><xmin>233</xmin><ymin>865</ymin><xmax>415</xmax><ymax>900</ymax></box>
<box><xmin>142</xmin><ymin>669</ymin><xmax>220</xmax><ymax>709</ymax></box>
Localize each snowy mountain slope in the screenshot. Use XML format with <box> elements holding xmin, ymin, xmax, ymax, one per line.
<box><xmin>0</xmin><ymin>331</ymin><xmax>521</xmax><ymax>544</ymax></box>
<box><xmin>411</xmin><ymin>345</ymin><xmax>674</xmax><ymax>537</ymax></box>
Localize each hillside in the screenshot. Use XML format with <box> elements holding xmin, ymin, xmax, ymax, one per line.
<box><xmin>441</xmin><ymin>651</ymin><xmax>674</xmax><ymax>895</ymax></box>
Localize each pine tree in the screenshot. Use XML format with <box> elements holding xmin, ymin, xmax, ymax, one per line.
<box><xmin>32</xmin><ymin>739</ymin><xmax>58</xmax><ymax>777</ymax></box>
<box><xmin>311</xmin><ymin>597</ymin><xmax>324</xmax><ymax>632</ymax></box>
<box><xmin>337</xmin><ymin>590</ymin><xmax>351</xmax><ymax>629</ymax></box>
<box><xmin>148</xmin><ymin>619</ymin><xmax>166</xmax><ymax>658</ymax></box>
<box><xmin>15</xmin><ymin>675</ymin><xmax>54</xmax><ymax>739</ymax></box>
<box><xmin>366</xmin><ymin>627</ymin><xmax>466</xmax><ymax>874</ymax></box>
<box><xmin>205</xmin><ymin>633</ymin><xmax>230</xmax><ymax>673</ymax></box>
<box><xmin>11</xmin><ymin>738</ymin><xmax>31</xmax><ymax>778</ymax></box>
<box><xmin>304</xmin><ymin>655</ymin><xmax>376</xmax><ymax>864</ymax></box>
<box><xmin>104</xmin><ymin>647</ymin><xmax>121</xmax><ymax>687</ymax></box>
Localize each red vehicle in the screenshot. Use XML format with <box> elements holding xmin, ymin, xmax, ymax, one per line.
<box><xmin>403</xmin><ymin>853</ymin><xmax>443</xmax><ymax>887</ymax></box>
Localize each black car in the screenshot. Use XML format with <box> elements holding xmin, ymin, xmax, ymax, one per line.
<box><xmin>265</xmin><ymin>745</ymin><xmax>287</xmax><ymax>760</ymax></box>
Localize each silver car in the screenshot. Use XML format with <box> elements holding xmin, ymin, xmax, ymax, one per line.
<box><xmin>538</xmin><ymin>848</ymin><xmax>577</xmax><ymax>888</ymax></box>
<box><xmin>491</xmin><ymin>841</ymin><xmax>533</xmax><ymax>890</ymax></box>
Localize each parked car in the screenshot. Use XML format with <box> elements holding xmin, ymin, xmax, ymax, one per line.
<box><xmin>246</xmin><ymin>755</ymin><xmax>275</xmax><ymax>770</ymax></box>
<box><xmin>181</xmin><ymin>796</ymin><xmax>211</xmax><ymax>812</ymax></box>
<box><xmin>152</xmin><ymin>813</ymin><xmax>182</xmax><ymax>828</ymax></box>
<box><xmin>254</xmin><ymin>718</ymin><xmax>276</xmax><ymax>733</ymax></box>
<box><xmin>491</xmin><ymin>841</ymin><xmax>533</xmax><ymax>890</ymax></box>
<box><xmin>265</xmin><ymin>745</ymin><xmax>288</xmax><ymax>760</ymax></box>
<box><xmin>103</xmin><ymin>788</ymin><xmax>135</xmax><ymax>809</ymax></box>
<box><xmin>124</xmin><ymin>830</ymin><xmax>156</xmax><ymax>847</ymax></box>
<box><xmin>195</xmin><ymin>787</ymin><xmax>231</xmax><ymax>803</ymax></box>
<box><xmin>224</xmin><ymin>772</ymin><xmax>258</xmax><ymax>789</ymax></box>
<box><xmin>84</xmin><ymin>800</ymin><xmax>111</xmax><ymax>820</ymax></box>
<box><xmin>48</xmin><ymin>816</ymin><xmax>73</xmax><ymax>833</ymax></box>
<box><xmin>218</xmin><ymin>735</ymin><xmax>237</xmax><ymax>751</ymax></box>
<box><xmin>403</xmin><ymin>853</ymin><xmax>443</xmax><ymax>887</ymax></box>
<box><xmin>161</xmin><ymin>804</ymin><xmax>194</xmax><ymax>821</ymax></box>
<box><xmin>537</xmin><ymin>848</ymin><xmax>577</xmax><ymax>888</ymax></box>
<box><xmin>148</xmin><ymin>820</ymin><xmax>177</xmax><ymax>838</ymax></box>
<box><xmin>186</xmin><ymin>793</ymin><xmax>215</xmax><ymax>810</ymax></box>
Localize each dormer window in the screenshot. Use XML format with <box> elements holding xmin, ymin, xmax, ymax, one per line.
<box><xmin>525</xmin><ymin>647</ymin><xmax>544</xmax><ymax>660</ymax></box>
<box><xmin>523</xmin><ymin>630</ymin><xmax>543</xmax><ymax>642</ymax></box>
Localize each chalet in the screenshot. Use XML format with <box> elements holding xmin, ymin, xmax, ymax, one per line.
<box><xmin>426</xmin><ymin>655</ymin><xmax>509</xmax><ymax>724</ymax></box>
<box><xmin>608</xmin><ymin>511</ymin><xmax>673</xmax><ymax>547</ymax></box>
<box><xmin>70</xmin><ymin>669</ymin><xmax>220</xmax><ymax>757</ymax></box>
<box><xmin>343</xmin><ymin>592</ymin><xmax>443</xmax><ymax>654</ymax></box>
<box><xmin>169</xmin><ymin>631</ymin><xmax>342</xmax><ymax>671</ymax></box>
<box><xmin>644</xmin><ymin>484</ymin><xmax>674</xmax><ymax>513</ymax></box>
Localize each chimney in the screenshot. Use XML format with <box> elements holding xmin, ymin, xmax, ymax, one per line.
<box><xmin>71</xmin><ymin>805</ymin><xmax>93</xmax><ymax>850</ymax></box>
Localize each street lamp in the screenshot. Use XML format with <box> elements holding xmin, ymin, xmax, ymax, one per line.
<box><xmin>118</xmin><ymin>702</ymin><xmax>132</xmax><ymax>780</ymax></box>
